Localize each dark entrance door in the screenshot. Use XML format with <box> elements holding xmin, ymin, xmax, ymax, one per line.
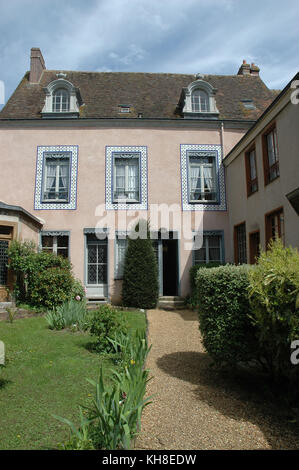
<box><xmin>162</xmin><ymin>239</ymin><xmax>178</xmax><ymax>296</ymax></box>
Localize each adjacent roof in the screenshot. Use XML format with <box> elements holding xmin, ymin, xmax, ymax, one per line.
<box><xmin>0</xmin><ymin>201</ymin><xmax>43</xmax><ymax>226</ymax></box>
<box><xmin>0</xmin><ymin>70</ymin><xmax>277</xmax><ymax>121</ymax></box>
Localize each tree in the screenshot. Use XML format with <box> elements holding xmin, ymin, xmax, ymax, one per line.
<box><xmin>122</xmin><ymin>220</ymin><xmax>159</xmax><ymax>309</ymax></box>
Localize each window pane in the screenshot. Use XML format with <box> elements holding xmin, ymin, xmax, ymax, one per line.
<box><xmin>114</xmin><ymin>156</ymin><xmax>139</xmax><ymax>201</ymax></box>
<box><xmin>189</xmin><ymin>155</ymin><xmax>216</xmax><ymax>201</ymax></box>
<box><xmin>41</xmin><ymin>236</ymin><xmax>53</xmax><ymax>248</ymax></box>
<box><xmin>0</xmin><ymin>240</ymin><xmax>9</xmax><ymax>285</ymax></box>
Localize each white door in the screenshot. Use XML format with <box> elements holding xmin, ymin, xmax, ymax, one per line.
<box><xmin>85</xmin><ymin>237</ymin><xmax>108</xmax><ymax>299</ymax></box>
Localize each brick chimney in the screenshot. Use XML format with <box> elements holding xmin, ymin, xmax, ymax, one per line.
<box><xmin>237</xmin><ymin>60</ymin><xmax>250</xmax><ymax>75</ymax></box>
<box><xmin>250</xmin><ymin>63</ymin><xmax>260</xmax><ymax>76</ymax></box>
<box><xmin>29</xmin><ymin>48</ymin><xmax>46</xmax><ymax>83</ymax></box>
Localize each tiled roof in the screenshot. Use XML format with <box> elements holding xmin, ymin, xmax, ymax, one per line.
<box><xmin>0</xmin><ymin>70</ymin><xmax>277</xmax><ymax>121</ymax></box>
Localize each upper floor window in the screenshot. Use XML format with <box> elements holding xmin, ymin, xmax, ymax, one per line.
<box><xmin>106</xmin><ymin>146</ymin><xmax>148</xmax><ymax>211</ymax></box>
<box><xmin>263</xmin><ymin>124</ymin><xmax>279</xmax><ymax>185</ymax></box>
<box><xmin>180</xmin><ymin>78</ymin><xmax>219</xmax><ymax>118</ymax></box>
<box><xmin>42</xmin><ymin>153</ymin><xmax>70</xmax><ymax>202</ymax></box>
<box><xmin>52</xmin><ymin>88</ymin><xmax>70</xmax><ymax>112</ymax></box>
<box><xmin>34</xmin><ymin>145</ymin><xmax>78</xmax><ymax>210</ymax></box>
<box><xmin>191</xmin><ymin>89</ymin><xmax>209</xmax><ymax>113</ymax></box>
<box><xmin>41</xmin><ymin>77</ymin><xmax>82</xmax><ymax>118</ymax></box>
<box><xmin>113</xmin><ymin>155</ymin><xmax>140</xmax><ymax>202</ymax></box>
<box><xmin>188</xmin><ymin>153</ymin><xmax>217</xmax><ymax>202</ymax></box>
<box><xmin>245</xmin><ymin>146</ymin><xmax>258</xmax><ymax>196</ymax></box>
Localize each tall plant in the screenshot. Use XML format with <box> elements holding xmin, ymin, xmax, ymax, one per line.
<box><xmin>122</xmin><ymin>220</ymin><xmax>159</xmax><ymax>309</ymax></box>
<box><xmin>248</xmin><ymin>239</ymin><xmax>299</xmax><ymax>381</ymax></box>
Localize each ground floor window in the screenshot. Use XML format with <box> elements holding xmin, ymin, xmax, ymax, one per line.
<box><xmin>41</xmin><ymin>232</ymin><xmax>69</xmax><ymax>258</ymax></box>
<box><xmin>249</xmin><ymin>230</ymin><xmax>260</xmax><ymax>264</ymax></box>
<box><xmin>193</xmin><ymin>232</ymin><xmax>224</xmax><ymax>265</ymax></box>
<box><xmin>0</xmin><ymin>225</ymin><xmax>13</xmax><ymax>287</ymax></box>
<box><xmin>265</xmin><ymin>207</ymin><xmax>284</xmax><ymax>248</ymax></box>
<box><xmin>234</xmin><ymin>222</ymin><xmax>247</xmax><ymax>264</ymax></box>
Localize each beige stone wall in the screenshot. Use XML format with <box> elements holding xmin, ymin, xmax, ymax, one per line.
<box><xmin>226</xmin><ymin>98</ymin><xmax>299</xmax><ymax>261</ymax></box>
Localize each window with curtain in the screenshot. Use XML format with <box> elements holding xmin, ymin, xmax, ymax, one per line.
<box><xmin>191</xmin><ymin>89</ymin><xmax>209</xmax><ymax>112</ymax></box>
<box><xmin>188</xmin><ymin>154</ymin><xmax>217</xmax><ymax>202</ymax></box>
<box><xmin>245</xmin><ymin>147</ymin><xmax>258</xmax><ymax>195</ymax></box>
<box><xmin>113</xmin><ymin>155</ymin><xmax>140</xmax><ymax>202</ymax></box>
<box><xmin>263</xmin><ymin>125</ymin><xmax>279</xmax><ymax>184</ymax></box>
<box><xmin>194</xmin><ymin>233</ymin><xmax>223</xmax><ymax>264</ymax></box>
<box><xmin>52</xmin><ymin>88</ymin><xmax>70</xmax><ymax>112</ymax></box>
<box><xmin>42</xmin><ymin>154</ymin><xmax>70</xmax><ymax>201</ymax></box>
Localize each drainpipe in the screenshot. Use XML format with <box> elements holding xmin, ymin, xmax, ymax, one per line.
<box><xmin>220</xmin><ymin>121</ymin><xmax>225</xmax><ymax>158</ymax></box>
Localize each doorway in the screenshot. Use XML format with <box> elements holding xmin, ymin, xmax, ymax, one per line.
<box><xmin>162</xmin><ymin>238</ymin><xmax>178</xmax><ymax>296</ymax></box>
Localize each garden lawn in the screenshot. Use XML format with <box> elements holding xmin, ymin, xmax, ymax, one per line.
<box><xmin>0</xmin><ymin>310</ymin><xmax>146</xmax><ymax>450</ymax></box>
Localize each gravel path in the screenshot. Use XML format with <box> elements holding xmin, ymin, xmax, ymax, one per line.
<box><xmin>135</xmin><ymin>309</ymin><xmax>299</xmax><ymax>450</ymax></box>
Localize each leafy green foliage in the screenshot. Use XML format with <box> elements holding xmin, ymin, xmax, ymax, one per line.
<box><xmin>248</xmin><ymin>239</ymin><xmax>299</xmax><ymax>381</ymax></box>
<box><xmin>122</xmin><ymin>220</ymin><xmax>159</xmax><ymax>309</ymax></box>
<box><xmin>8</xmin><ymin>240</ymin><xmax>85</xmax><ymax>309</ymax></box>
<box><xmin>45</xmin><ymin>298</ymin><xmax>88</xmax><ymax>331</ymax></box>
<box><xmin>189</xmin><ymin>262</ymin><xmax>223</xmax><ymax>308</ymax></box>
<box><xmin>88</xmin><ymin>304</ymin><xmax>127</xmax><ymax>353</ymax></box>
<box><xmin>197</xmin><ymin>264</ymin><xmax>258</xmax><ymax>366</ymax></box>
<box><xmin>54</xmin><ymin>328</ymin><xmax>151</xmax><ymax>450</ymax></box>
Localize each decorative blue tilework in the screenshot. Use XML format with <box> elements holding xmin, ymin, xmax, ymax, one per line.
<box><xmin>105</xmin><ymin>146</ymin><xmax>148</xmax><ymax>210</ymax></box>
<box><xmin>34</xmin><ymin>145</ymin><xmax>78</xmax><ymax>210</ymax></box>
<box><xmin>180</xmin><ymin>144</ymin><xmax>226</xmax><ymax>211</ymax></box>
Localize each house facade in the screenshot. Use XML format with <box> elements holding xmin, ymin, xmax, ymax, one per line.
<box><xmin>0</xmin><ymin>48</ymin><xmax>289</xmax><ymax>304</ymax></box>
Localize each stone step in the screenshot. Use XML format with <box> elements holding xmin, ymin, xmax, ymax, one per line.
<box><xmin>158</xmin><ymin>297</ymin><xmax>185</xmax><ymax>310</ymax></box>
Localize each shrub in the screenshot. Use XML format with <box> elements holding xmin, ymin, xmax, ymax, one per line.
<box><xmin>189</xmin><ymin>262</ymin><xmax>223</xmax><ymax>308</ymax></box>
<box><xmin>248</xmin><ymin>239</ymin><xmax>299</xmax><ymax>382</ymax></box>
<box><xmin>197</xmin><ymin>264</ymin><xmax>258</xmax><ymax>366</ymax></box>
<box><xmin>88</xmin><ymin>304</ymin><xmax>127</xmax><ymax>353</ymax></box>
<box><xmin>122</xmin><ymin>220</ymin><xmax>159</xmax><ymax>309</ymax></box>
<box><xmin>8</xmin><ymin>240</ymin><xmax>83</xmax><ymax>309</ymax></box>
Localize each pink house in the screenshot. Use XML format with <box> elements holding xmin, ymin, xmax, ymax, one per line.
<box><xmin>0</xmin><ymin>49</ymin><xmax>284</xmax><ymax>304</ymax></box>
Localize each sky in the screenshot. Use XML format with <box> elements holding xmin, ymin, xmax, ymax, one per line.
<box><xmin>0</xmin><ymin>0</ymin><xmax>298</xmax><ymax>109</ymax></box>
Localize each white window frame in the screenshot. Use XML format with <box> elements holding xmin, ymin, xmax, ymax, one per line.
<box><xmin>40</xmin><ymin>232</ymin><xmax>70</xmax><ymax>258</ymax></box>
<box><xmin>42</xmin><ymin>155</ymin><xmax>70</xmax><ymax>203</ymax></box>
<box><xmin>191</xmin><ymin>89</ymin><xmax>209</xmax><ymax>112</ymax></box>
<box><xmin>52</xmin><ymin>88</ymin><xmax>70</xmax><ymax>113</ymax></box>
<box><xmin>188</xmin><ymin>153</ymin><xmax>217</xmax><ymax>203</ymax></box>
<box><xmin>113</xmin><ymin>155</ymin><xmax>140</xmax><ymax>203</ymax></box>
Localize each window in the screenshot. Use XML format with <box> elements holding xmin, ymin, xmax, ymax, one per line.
<box><xmin>113</xmin><ymin>154</ymin><xmax>140</xmax><ymax>202</ymax></box>
<box><xmin>234</xmin><ymin>222</ymin><xmax>247</xmax><ymax>264</ymax></box>
<box><xmin>41</xmin><ymin>233</ymin><xmax>69</xmax><ymax>258</ymax></box>
<box><xmin>106</xmin><ymin>146</ymin><xmax>147</xmax><ymax>211</ymax></box>
<box><xmin>249</xmin><ymin>230</ymin><xmax>260</xmax><ymax>264</ymax></box>
<box><xmin>115</xmin><ymin>235</ymin><xmax>128</xmax><ymax>279</ymax></box>
<box><xmin>194</xmin><ymin>233</ymin><xmax>224</xmax><ymax>264</ymax></box>
<box><xmin>265</xmin><ymin>207</ymin><xmax>284</xmax><ymax>248</ymax></box>
<box><xmin>241</xmin><ymin>99</ymin><xmax>255</xmax><ymax>110</ymax></box>
<box><xmin>42</xmin><ymin>154</ymin><xmax>70</xmax><ymax>202</ymax></box>
<box><xmin>188</xmin><ymin>153</ymin><xmax>217</xmax><ymax>202</ymax></box>
<box><xmin>263</xmin><ymin>124</ymin><xmax>279</xmax><ymax>184</ymax></box>
<box><xmin>191</xmin><ymin>89</ymin><xmax>209</xmax><ymax>112</ymax></box>
<box><xmin>245</xmin><ymin>147</ymin><xmax>258</xmax><ymax>196</ymax></box>
<box><xmin>52</xmin><ymin>88</ymin><xmax>70</xmax><ymax>112</ymax></box>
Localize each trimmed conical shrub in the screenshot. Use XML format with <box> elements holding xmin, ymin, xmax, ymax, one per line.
<box><xmin>122</xmin><ymin>220</ymin><xmax>159</xmax><ymax>309</ymax></box>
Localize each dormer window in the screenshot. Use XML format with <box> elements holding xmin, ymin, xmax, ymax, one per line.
<box><xmin>191</xmin><ymin>89</ymin><xmax>209</xmax><ymax>113</ymax></box>
<box><xmin>42</xmin><ymin>77</ymin><xmax>82</xmax><ymax>118</ymax></box>
<box><xmin>180</xmin><ymin>78</ymin><xmax>219</xmax><ymax>119</ymax></box>
<box><xmin>52</xmin><ymin>88</ymin><xmax>70</xmax><ymax>112</ymax></box>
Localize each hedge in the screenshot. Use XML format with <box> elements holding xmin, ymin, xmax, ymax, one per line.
<box><xmin>197</xmin><ymin>264</ymin><xmax>259</xmax><ymax>366</ymax></box>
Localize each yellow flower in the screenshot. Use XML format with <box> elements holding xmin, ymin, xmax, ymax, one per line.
<box><xmin>130</xmin><ymin>359</ymin><xmax>135</xmax><ymax>365</ymax></box>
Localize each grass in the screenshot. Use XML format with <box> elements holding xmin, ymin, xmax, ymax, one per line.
<box><xmin>0</xmin><ymin>309</ymin><xmax>146</xmax><ymax>450</ymax></box>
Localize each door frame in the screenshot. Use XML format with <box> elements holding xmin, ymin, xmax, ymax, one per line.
<box><xmin>84</xmin><ymin>229</ymin><xmax>109</xmax><ymax>299</ymax></box>
<box><xmin>156</xmin><ymin>230</ymin><xmax>180</xmax><ymax>297</ymax></box>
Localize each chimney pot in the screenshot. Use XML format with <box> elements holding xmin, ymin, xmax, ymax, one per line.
<box><xmin>237</xmin><ymin>60</ymin><xmax>250</xmax><ymax>76</ymax></box>
<box><xmin>30</xmin><ymin>48</ymin><xmax>46</xmax><ymax>83</ymax></box>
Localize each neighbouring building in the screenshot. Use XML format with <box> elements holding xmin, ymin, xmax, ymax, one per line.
<box><xmin>223</xmin><ymin>72</ymin><xmax>299</xmax><ymax>265</ymax></box>
<box><xmin>0</xmin><ymin>48</ymin><xmax>296</xmax><ymax>304</ymax></box>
